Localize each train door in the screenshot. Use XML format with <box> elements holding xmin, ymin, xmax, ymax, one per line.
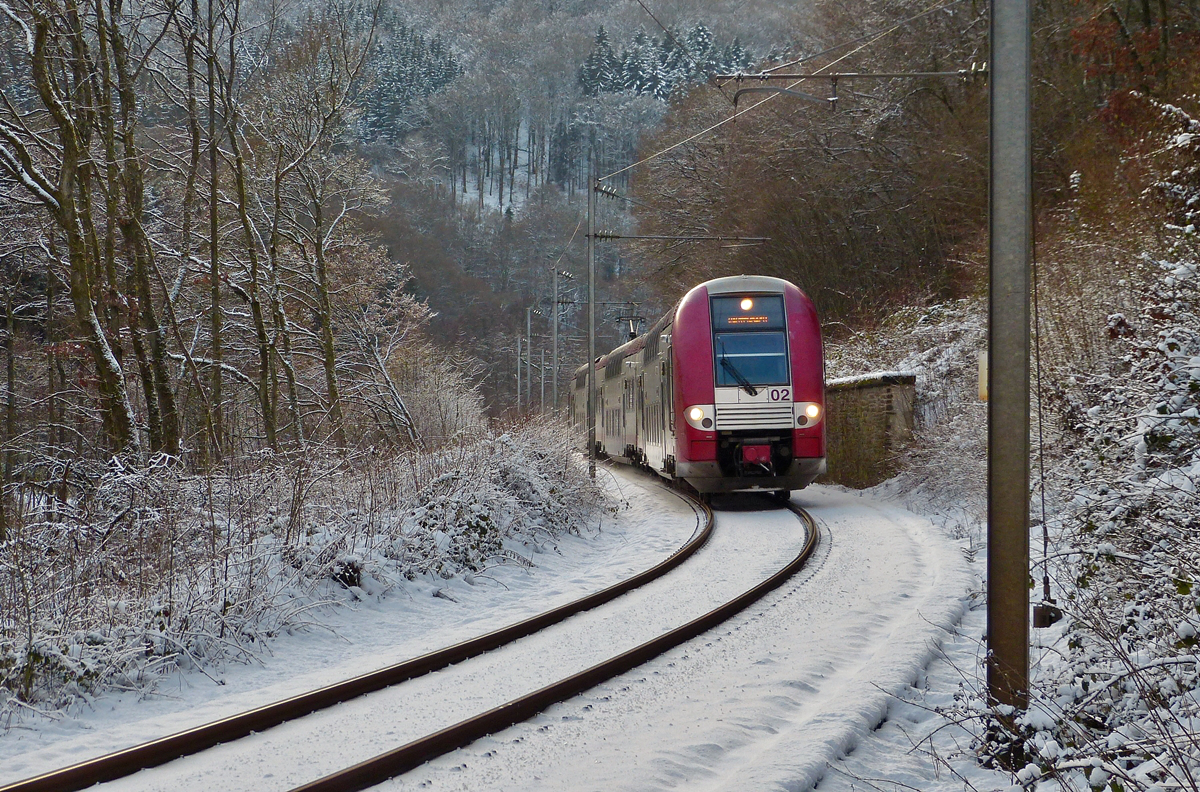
<box><xmin>637</xmin><ymin>373</ymin><xmax>645</xmax><ymax>455</ymax></box>
<box><xmin>659</xmin><ymin>361</ymin><xmax>668</xmax><ymax>444</ymax></box>
<box><xmin>664</xmin><ymin>342</ymin><xmax>675</xmax><ymax>435</ymax></box>
<box><xmin>624</xmin><ymin>376</ymin><xmax>633</xmax><ymax>451</ymax></box>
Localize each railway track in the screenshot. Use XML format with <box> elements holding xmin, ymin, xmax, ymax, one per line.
<box><xmin>291</xmin><ymin>500</ymin><xmax>816</xmax><ymax>792</ymax></box>
<box><xmin>0</xmin><ymin>485</ymin><xmax>709</xmax><ymax>792</ymax></box>
<box><xmin>3</xmin><ymin>487</ymin><xmax>817</xmax><ymax>792</ymax></box>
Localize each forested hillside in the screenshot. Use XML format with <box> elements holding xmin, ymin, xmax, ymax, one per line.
<box><xmin>0</xmin><ymin>0</ymin><xmax>786</xmax><ymax>469</ymax></box>
<box><xmin>623</xmin><ymin>0</ymin><xmax>1200</xmax><ymax>332</ymax></box>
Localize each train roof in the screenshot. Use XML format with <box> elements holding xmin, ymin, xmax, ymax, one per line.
<box><xmin>690</xmin><ymin>274</ymin><xmax>796</xmax><ymax>296</ymax></box>
<box><xmin>570</xmin><ymin>276</ymin><xmax>808</xmax><ymax>380</ymax></box>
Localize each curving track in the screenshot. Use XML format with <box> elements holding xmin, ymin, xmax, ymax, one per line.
<box><xmin>286</xmin><ymin>503</ymin><xmax>815</xmax><ymax>792</ymax></box>
<box><xmin>1</xmin><ymin>471</ymin><xmax>974</xmax><ymax>792</ymax></box>
<box><xmin>1</xmin><ymin>472</ymin><xmax>823</xmax><ymax>792</ymax></box>
<box><xmin>384</xmin><ymin>485</ymin><xmax>972</xmax><ymax>792</ymax></box>
<box><xmin>82</xmin><ymin>487</ymin><xmax>814</xmax><ymax>792</ymax></box>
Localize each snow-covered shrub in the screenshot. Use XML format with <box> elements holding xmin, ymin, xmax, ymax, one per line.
<box><xmin>821</xmin><ymin>95</ymin><xmax>1200</xmax><ymax>790</ymax></box>
<box><xmin>0</xmin><ymin>420</ymin><xmax>607</xmax><ymax>725</ymax></box>
<box><xmin>967</xmin><ymin>94</ymin><xmax>1200</xmax><ymax>791</ymax></box>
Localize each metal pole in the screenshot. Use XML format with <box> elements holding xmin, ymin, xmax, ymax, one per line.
<box><xmin>987</xmin><ymin>0</ymin><xmax>1031</xmax><ymax>708</ymax></box>
<box><xmin>526</xmin><ymin>307</ymin><xmax>532</xmax><ymax>411</ymax></box>
<box><xmin>587</xmin><ymin>156</ymin><xmax>597</xmax><ymax>478</ymax></box>
<box><xmin>516</xmin><ymin>335</ymin><xmax>522</xmax><ymax>413</ymax></box>
<box><xmin>552</xmin><ymin>267</ymin><xmax>559</xmax><ymax>411</ymax></box>
<box><xmin>540</xmin><ymin>347</ymin><xmax>546</xmax><ymax>413</ymax></box>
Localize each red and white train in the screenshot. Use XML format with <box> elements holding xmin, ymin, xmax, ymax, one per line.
<box><xmin>570</xmin><ymin>275</ymin><xmax>825</xmax><ymax>494</ymax></box>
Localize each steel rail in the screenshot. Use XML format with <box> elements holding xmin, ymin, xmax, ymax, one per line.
<box><xmin>290</xmin><ymin>503</ymin><xmax>818</xmax><ymax>792</ymax></box>
<box><xmin>0</xmin><ymin>489</ymin><xmax>713</xmax><ymax>792</ymax></box>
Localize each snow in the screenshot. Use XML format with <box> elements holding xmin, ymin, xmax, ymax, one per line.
<box><xmin>1</xmin><ymin>424</ymin><xmax>599</xmax><ymax>727</ymax></box>
<box><xmin>826</xmin><ymin>370</ymin><xmax>918</xmax><ymax>388</ymax></box>
<box><xmin>364</xmin><ymin>482</ymin><xmax>976</xmax><ymax>791</ymax></box>
<box><xmin>0</xmin><ymin>467</ymin><xmax>695</xmax><ymax>785</ymax></box>
<box><xmin>2</xmin><ymin>465</ymin><xmax>987</xmax><ymax>792</ymax></box>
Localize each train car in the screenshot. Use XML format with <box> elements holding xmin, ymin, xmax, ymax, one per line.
<box><xmin>570</xmin><ymin>275</ymin><xmax>825</xmax><ymax>494</ymax></box>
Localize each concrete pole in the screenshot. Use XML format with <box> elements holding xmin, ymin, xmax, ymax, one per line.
<box><xmin>587</xmin><ymin>156</ymin><xmax>597</xmax><ymax>478</ymax></box>
<box><xmin>987</xmin><ymin>0</ymin><xmax>1032</xmax><ymax>709</ymax></box>
<box><xmin>516</xmin><ymin>335</ymin><xmax>522</xmax><ymax>413</ymax></box>
<box><xmin>540</xmin><ymin>347</ymin><xmax>546</xmax><ymax>413</ymax></box>
<box><xmin>526</xmin><ymin>307</ymin><xmax>533</xmax><ymax>411</ymax></box>
<box><xmin>552</xmin><ymin>267</ymin><xmax>559</xmax><ymax>411</ymax></box>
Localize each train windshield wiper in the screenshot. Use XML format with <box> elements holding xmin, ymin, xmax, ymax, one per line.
<box><xmin>719</xmin><ymin>353</ymin><xmax>759</xmax><ymax>396</ymax></box>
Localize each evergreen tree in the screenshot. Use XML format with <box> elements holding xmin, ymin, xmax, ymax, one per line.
<box><xmin>579</xmin><ymin>27</ymin><xmax>619</xmax><ymax>97</ymax></box>
<box><xmin>686</xmin><ymin>23</ymin><xmax>716</xmax><ymax>76</ymax></box>
<box><xmin>359</xmin><ymin>14</ymin><xmax>462</xmax><ymax>142</ymax></box>
<box><xmin>659</xmin><ymin>33</ymin><xmax>691</xmax><ymax>93</ymax></box>
<box><xmin>579</xmin><ymin>23</ymin><xmax>754</xmax><ymax>102</ymax></box>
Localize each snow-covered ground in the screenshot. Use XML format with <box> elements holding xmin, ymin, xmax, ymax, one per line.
<box><xmin>816</xmin><ymin>478</ymin><xmax>1006</xmax><ymax>792</ymax></box>
<box><xmin>0</xmin><ymin>467</ymin><xmax>695</xmax><ymax>785</ymax></box>
<box><xmin>371</xmin><ymin>481</ymin><xmax>980</xmax><ymax>792</ymax></box>
<box><xmin>4</xmin><ymin>465</ymin><xmax>1005</xmax><ymax>792</ymax></box>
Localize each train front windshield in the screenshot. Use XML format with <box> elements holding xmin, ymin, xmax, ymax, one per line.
<box><xmin>710</xmin><ymin>295</ymin><xmax>789</xmax><ymax>386</ymax></box>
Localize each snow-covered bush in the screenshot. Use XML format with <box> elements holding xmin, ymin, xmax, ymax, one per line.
<box><xmin>0</xmin><ymin>420</ymin><xmax>608</xmax><ymax>725</ymax></box>
<box><xmin>888</xmin><ymin>94</ymin><xmax>1200</xmax><ymax>790</ymax></box>
<box><xmin>990</xmin><ymin>95</ymin><xmax>1200</xmax><ymax>792</ymax></box>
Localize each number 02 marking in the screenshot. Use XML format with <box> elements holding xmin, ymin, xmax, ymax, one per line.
<box><xmin>769</xmin><ymin>388</ymin><xmax>790</xmax><ymax>402</ymax></box>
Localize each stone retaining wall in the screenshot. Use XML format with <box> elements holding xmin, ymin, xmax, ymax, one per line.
<box><xmin>822</xmin><ymin>372</ymin><xmax>917</xmax><ymax>488</ymax></box>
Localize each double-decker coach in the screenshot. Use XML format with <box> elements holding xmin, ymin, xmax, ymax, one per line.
<box><xmin>570</xmin><ymin>275</ymin><xmax>825</xmax><ymax>495</ymax></box>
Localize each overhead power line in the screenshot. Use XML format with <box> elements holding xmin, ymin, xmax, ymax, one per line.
<box><xmin>758</xmin><ymin>0</ymin><xmax>967</xmax><ymax>75</ymax></box>
<box><xmin>716</xmin><ymin>66</ymin><xmax>988</xmax><ymax>82</ymax></box>
<box><xmin>722</xmin><ymin>63</ymin><xmax>988</xmax><ymax>109</ymax></box>
<box><xmin>592</xmin><ymin>231</ymin><xmax>769</xmax><ymax>242</ymax></box>
<box><xmin>600</xmin><ymin>0</ymin><xmax>970</xmax><ymax>182</ymax></box>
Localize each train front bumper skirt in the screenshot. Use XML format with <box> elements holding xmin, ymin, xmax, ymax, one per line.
<box><xmin>676</xmin><ymin>458</ymin><xmax>826</xmax><ymax>493</ymax></box>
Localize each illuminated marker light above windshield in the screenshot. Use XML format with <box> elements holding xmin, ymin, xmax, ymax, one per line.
<box><xmin>740</xmin><ymin>298</ymin><xmax>754</xmax><ymax>311</ymax></box>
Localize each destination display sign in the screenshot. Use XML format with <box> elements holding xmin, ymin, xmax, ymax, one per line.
<box><xmin>710</xmin><ymin>295</ymin><xmax>786</xmax><ymax>330</ymax></box>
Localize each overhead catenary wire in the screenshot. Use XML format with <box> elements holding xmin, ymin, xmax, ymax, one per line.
<box><xmin>550</xmin><ymin>212</ymin><xmax>585</xmax><ymax>272</ymax></box>
<box><xmin>755</xmin><ymin>0</ymin><xmax>968</xmax><ymax>76</ymax></box>
<box><xmin>594</xmin><ymin>183</ymin><xmax>764</xmax><ymax>243</ymax></box>
<box><xmin>601</xmin><ymin>0</ymin><xmax>969</xmax><ymax>182</ymax></box>
<box><xmin>594</xmin><ymin>182</ymin><xmax>672</xmax><ymax>215</ymax></box>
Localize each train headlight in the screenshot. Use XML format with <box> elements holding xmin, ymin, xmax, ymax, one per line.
<box><xmin>740</xmin><ymin>297</ymin><xmax>754</xmax><ymax>311</ymax></box>
<box><xmin>794</xmin><ymin>402</ymin><xmax>823</xmax><ymax>426</ymax></box>
<box><xmin>685</xmin><ymin>404</ymin><xmax>715</xmax><ymax>431</ymax></box>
